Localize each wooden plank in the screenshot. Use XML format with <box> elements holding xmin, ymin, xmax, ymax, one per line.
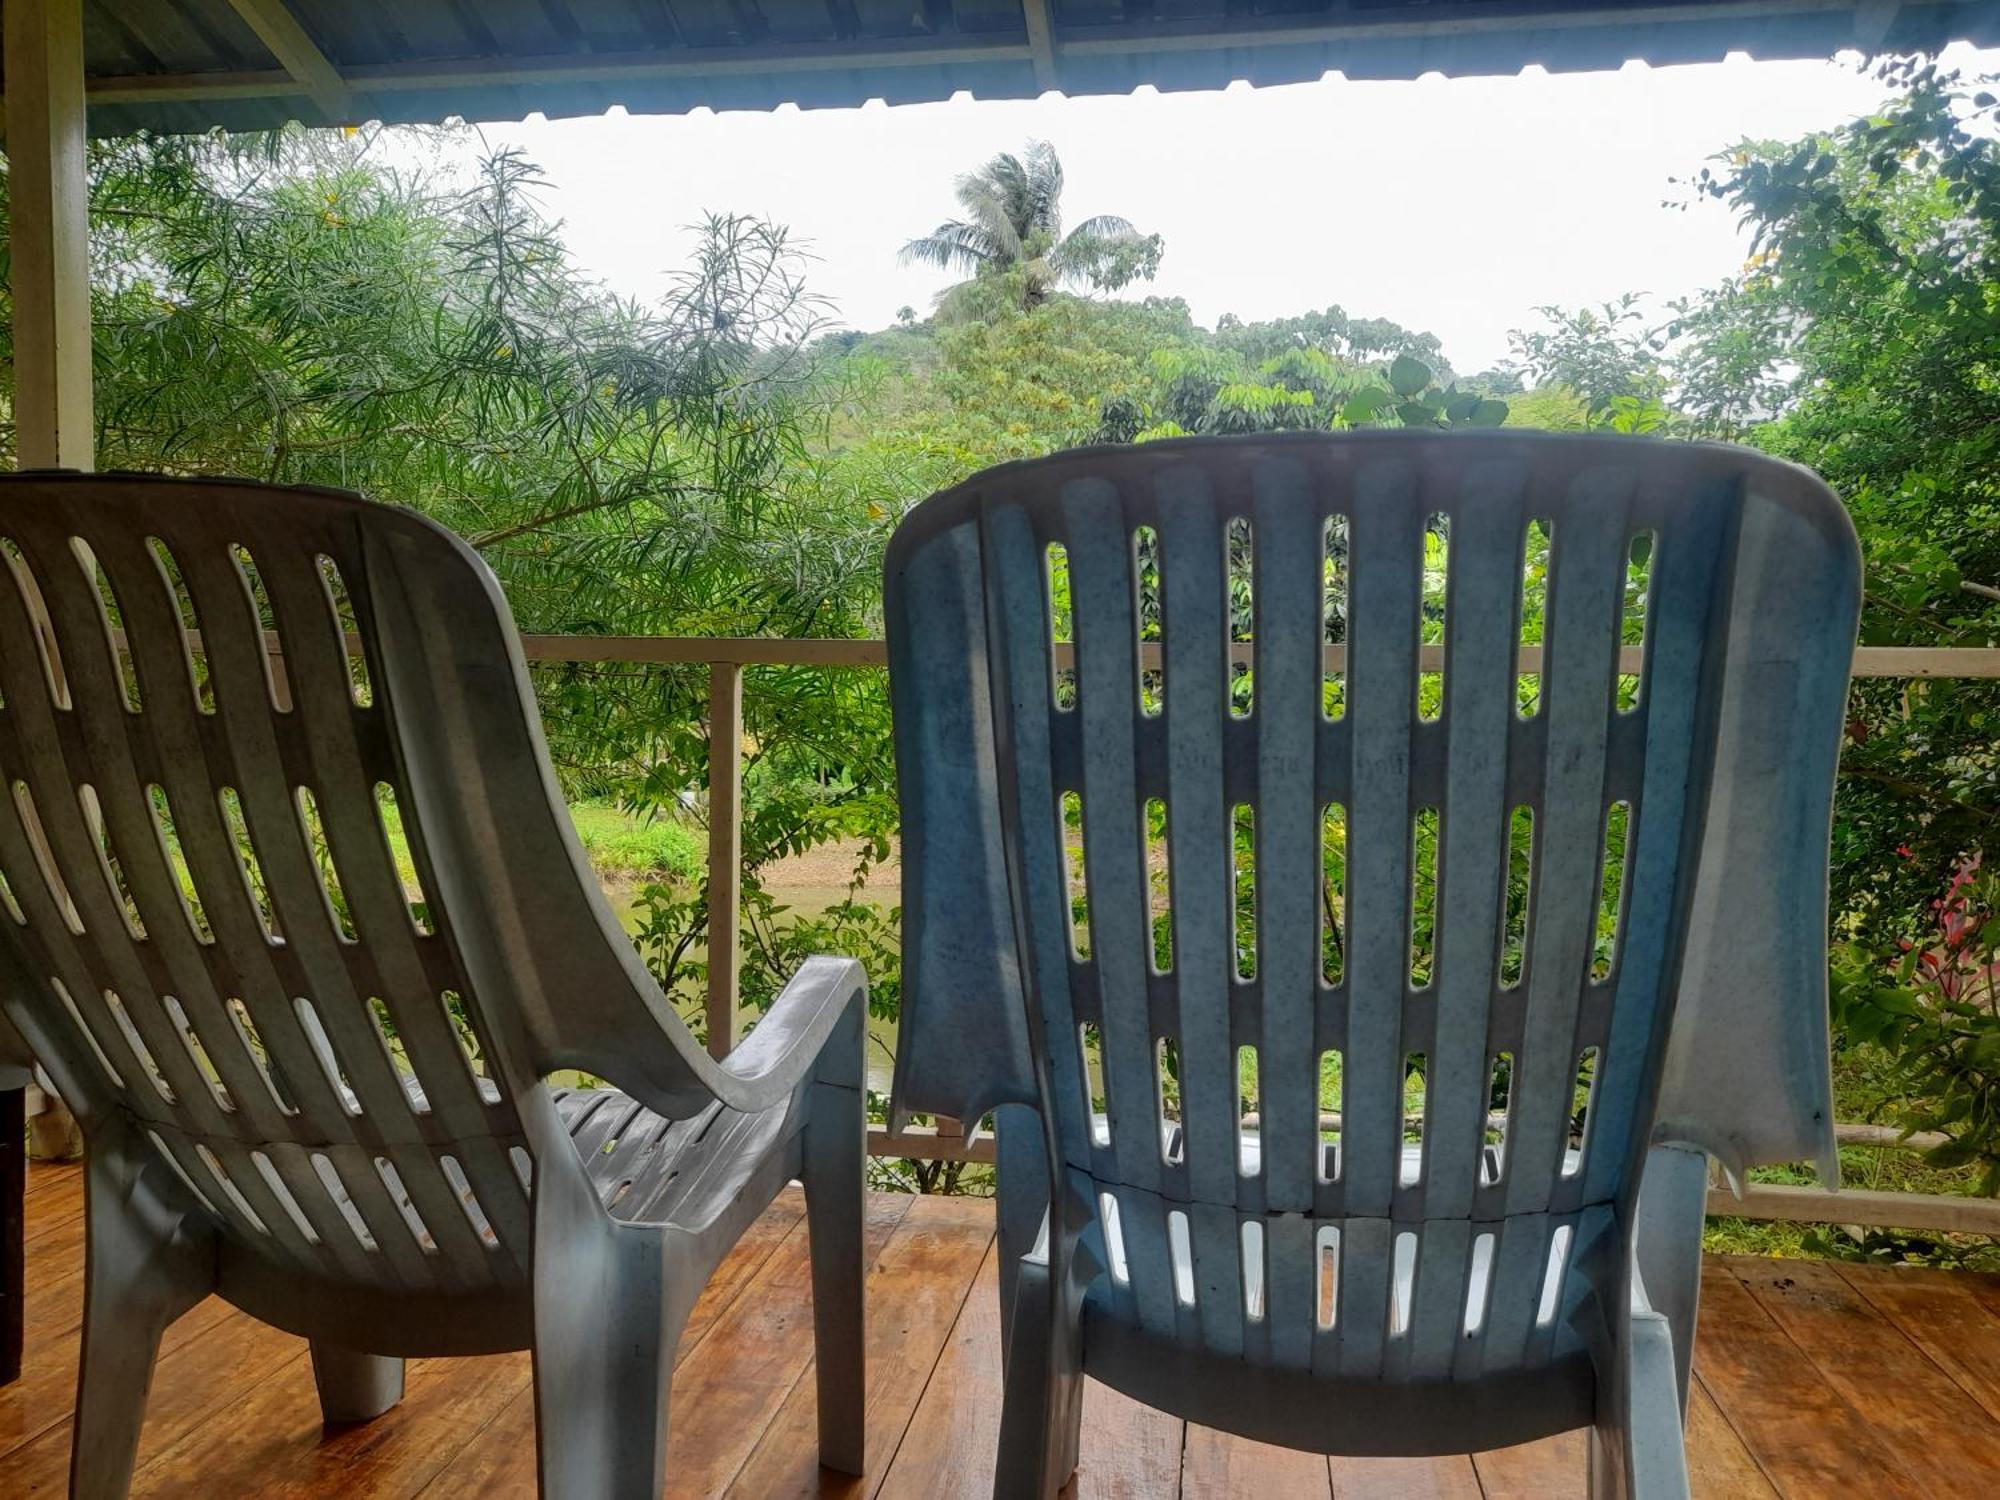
<box><xmin>16</xmin><ymin>1143</ymin><xmax>2000</xmax><ymax>1500</ymax></box>
<box><xmin>1684</xmin><ymin>1375</ymin><xmax>1777</xmax><ymax>1499</ymax></box>
<box><xmin>871</xmin><ymin>1242</ymin><xmax>1005</xmax><ymax>1500</ymax></box>
<box><xmin>1020</xmin><ymin>0</ymin><xmax>1059</xmax><ymax>90</ymax></box>
<box><xmin>1327</xmin><ymin>1454</ymin><xmax>1482</xmax><ymax>1498</ymax></box>
<box><xmin>864</xmin><ymin>1216</ymin><xmax>1182</xmax><ymax>1500</ymax></box>
<box><xmin>416</xmin><ymin>1186</ymin><xmax>808</xmax><ymax>1498</ymax></box>
<box><xmin>21</xmin><ymin>1161</ymin><xmax>81</xmax><ymax>1203</ymax></box>
<box><xmin>1831</xmin><ymin>1261</ymin><xmax>2000</xmax><ymax>1424</ymax></box>
<box><xmin>518</xmin><ymin>635</ymin><xmax>889</xmax><ymax>667</ymax></box>
<box><xmin>514</xmin><ymin>639</ymin><xmax>2000</xmax><ymax>683</ymax></box>
<box><xmin>0</xmin><ymin>1292</ymin><xmax>236</xmax><ymax>1465</ymax></box>
<box><xmin>1071</xmin><ymin>1379</ymin><xmax>1182</xmax><ymax>1500</ymax></box>
<box><xmin>726</xmin><ymin>1193</ymin><xmax>995</xmax><ymax>1498</ymax></box>
<box><xmin>19</xmin><ymin>1174</ymin><xmax>81</xmax><ymax>1244</ymax></box>
<box><xmin>16</xmin><ymin>1199</ymin><xmax>82</xmax><ymax>1310</ymax></box>
<box><xmin>1706</xmin><ymin>1181</ymin><xmax>2000</xmax><ymax>1235</ymax></box>
<box><xmin>1849</xmin><ymin>645</ymin><xmax>2000</xmax><ymax>678</ymax></box>
<box><xmin>18</xmin><ymin>1187</ymin><xmax>85</xmax><ymax>1346</ymax></box>
<box><xmin>2</xmin><ymin>1088</ymin><xmax>21</xmax><ymax>1385</ymax></box>
<box><xmin>1832</xmin><ymin>1122</ymin><xmax>1948</xmax><ymax>1152</ymax></box>
<box><xmin>1724</xmin><ymin>1255</ymin><xmax>2000</xmax><ymax>1493</ymax></box>
<box><xmin>1955</xmin><ymin>1268</ymin><xmax>2000</xmax><ymax>1318</ymax></box>
<box><xmin>867</xmin><ymin>1122</ymin><xmax>997</xmax><ymax>1164</ymax></box>
<box><xmin>1690</xmin><ymin>1258</ymin><xmax>1926</xmax><ymax>1498</ymax></box>
<box><xmin>18</xmin><ymin>1309</ymin><xmax>303</xmax><ymax>1495</ymax></box>
<box><xmin>706</xmin><ymin>661</ymin><xmax>745</xmax><ymax>1058</ymax></box>
<box><xmin>661</xmin><ymin>1191</ymin><xmax>912</xmax><ymax>1498</ymax></box>
<box><xmin>1180</xmin><ymin>1423</ymin><xmax>1335</xmax><ymax>1497</ymax></box>
<box><xmin>132</xmin><ymin>1346</ymin><xmax>522</xmax><ymax>1499</ymax></box>
<box><xmin>1471</xmin><ymin>1429</ymin><xmax>1585</xmax><ymax>1498</ymax></box>
<box><xmin>3</xmin><ymin>0</ymin><xmax>93</xmax><ymax>470</ymax></box>
<box><xmin>176</xmin><ymin>629</ymin><xmax>2000</xmax><ymax>686</ymax></box>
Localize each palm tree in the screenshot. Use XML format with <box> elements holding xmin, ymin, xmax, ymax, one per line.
<box><xmin>899</xmin><ymin>140</ymin><xmax>1162</xmax><ymax>313</ymax></box>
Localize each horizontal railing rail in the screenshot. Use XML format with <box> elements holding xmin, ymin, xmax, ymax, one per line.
<box><xmin>294</xmin><ymin>628</ymin><xmax>2000</xmax><ymax>1231</ymax></box>
<box><xmin>509</xmin><ymin>636</ymin><xmax>2000</xmax><ymax>678</ymax></box>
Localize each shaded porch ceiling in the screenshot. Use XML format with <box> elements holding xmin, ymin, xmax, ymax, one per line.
<box><xmin>32</xmin><ymin>1</ymin><xmax>2000</xmax><ymax>138</ymax></box>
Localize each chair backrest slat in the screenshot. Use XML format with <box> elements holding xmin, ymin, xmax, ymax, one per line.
<box><xmin>1250</xmin><ymin>460</ymin><xmax>1324</xmax><ymax>1216</ymax></box>
<box><xmin>1581</xmin><ymin>483</ymin><xmax>1734</xmax><ymax>1204</ymax></box>
<box><xmin>1068</xmin><ymin>483</ymin><xmax>1165</xmax><ymax>1200</ymax></box>
<box><xmin>983</xmin><ymin>502</ymin><xmax>1098</xmax><ymax>1171</ymax></box>
<box><xmin>1340</xmin><ymin>465</ymin><xmax>1425</xmax><ymax>1220</ymax></box>
<box><xmin>1501</xmin><ymin>472</ymin><xmax>1631</xmax><ymax>1218</ymax></box>
<box><xmin>1158</xmin><ymin>472</ymin><xmax>1236</xmax><ymax>1213</ymax></box>
<box><xmin>1423</xmin><ymin>468</ymin><xmax>1530</xmax><ymax>1222</ymax></box>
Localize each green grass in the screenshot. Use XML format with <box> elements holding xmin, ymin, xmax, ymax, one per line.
<box><xmin>373</xmin><ymin>795</ymin><xmax>700</xmax><ymax>888</ymax></box>
<box><xmin>1701</xmin><ymin>1049</ymin><xmax>1999</xmax><ymax>1269</ymax></box>
<box><xmin>565</xmin><ymin>802</ymin><xmax>702</xmax><ymax>882</ymax></box>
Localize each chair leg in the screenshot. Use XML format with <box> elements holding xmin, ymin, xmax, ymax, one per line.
<box><xmin>310</xmin><ymin>1343</ymin><xmax>405</xmax><ymax>1424</ymax></box>
<box><xmin>1634</xmin><ymin>1145</ymin><xmax>1708</xmax><ymax>1413</ymax></box>
<box><xmin>802</xmin><ymin>1003</ymin><xmax>866</xmax><ymax>1476</ymax></box>
<box><xmin>1587</xmin><ymin>1309</ymin><xmax>1691</xmax><ymax>1500</ymax></box>
<box><xmin>70</xmin><ymin>1133</ymin><xmax>214</xmax><ymax>1500</ymax></box>
<box><xmin>994</xmin><ymin>1251</ymin><xmax>1085</xmax><ymax>1500</ymax></box>
<box><xmin>992</xmin><ymin>1104</ymin><xmax>1049</xmax><ymax>1375</ymax></box>
<box><xmin>531</xmin><ymin>1154</ymin><xmax>699</xmax><ymax>1500</ymax></box>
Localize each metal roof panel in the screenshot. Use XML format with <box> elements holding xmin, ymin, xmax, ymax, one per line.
<box><xmin>33</xmin><ymin>1</ymin><xmax>2000</xmax><ymax>137</ymax></box>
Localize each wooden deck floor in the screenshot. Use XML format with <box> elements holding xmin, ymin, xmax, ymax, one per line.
<box><xmin>4</xmin><ymin>1159</ymin><xmax>1999</xmax><ymax>1497</ymax></box>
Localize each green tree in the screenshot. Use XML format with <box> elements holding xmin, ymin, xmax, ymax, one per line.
<box><xmin>1098</xmin><ymin>346</ymin><xmax>1504</xmax><ymax>442</ymax></box>
<box><xmin>898</xmin><ymin>139</ymin><xmax>1163</xmax><ymax>314</ymax></box>
<box><xmin>1506</xmin><ymin>293</ymin><xmax>1671</xmax><ymax>425</ymax></box>
<box><xmin>1666</xmin><ymin>58</ymin><xmax>2000</xmax><ymax>1194</ymax></box>
<box><xmin>1</xmin><ymin>125</ymin><xmax>910</xmax><ymax>1052</ymax></box>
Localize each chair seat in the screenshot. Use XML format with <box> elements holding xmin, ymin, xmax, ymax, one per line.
<box><xmin>552</xmin><ymin>1086</ymin><xmax>800</xmax><ymax>1225</ymax></box>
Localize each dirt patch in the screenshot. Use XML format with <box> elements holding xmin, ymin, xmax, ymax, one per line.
<box><xmin>761</xmin><ymin>838</ymin><xmax>900</xmax><ymax>903</ymax></box>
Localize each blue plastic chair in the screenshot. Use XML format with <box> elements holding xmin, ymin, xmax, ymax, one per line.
<box><xmin>886</xmin><ymin>432</ymin><xmax>1858</xmax><ymax>1498</ymax></box>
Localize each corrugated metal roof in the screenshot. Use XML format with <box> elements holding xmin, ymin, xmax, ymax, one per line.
<box><xmin>29</xmin><ymin>1</ymin><xmax>2000</xmax><ymax>137</ymax></box>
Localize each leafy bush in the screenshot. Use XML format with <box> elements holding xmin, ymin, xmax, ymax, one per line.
<box><xmin>1831</xmin><ymin>857</ymin><xmax>2000</xmax><ymax>1195</ymax></box>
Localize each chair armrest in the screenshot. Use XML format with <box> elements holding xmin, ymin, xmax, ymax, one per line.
<box><xmin>714</xmin><ymin>955</ymin><xmax>868</xmax><ymax>1110</ymax></box>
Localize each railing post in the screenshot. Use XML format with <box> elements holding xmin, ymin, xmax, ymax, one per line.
<box><xmin>5</xmin><ymin>0</ymin><xmax>94</xmax><ymax>472</ymax></box>
<box><xmin>706</xmin><ymin>660</ymin><xmax>744</xmax><ymax>1059</ymax></box>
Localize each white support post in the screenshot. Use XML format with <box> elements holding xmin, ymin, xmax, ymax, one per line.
<box><xmin>5</xmin><ymin>0</ymin><xmax>94</xmax><ymax>471</ymax></box>
<box><xmin>706</xmin><ymin>662</ymin><xmax>745</xmax><ymax>1059</ymax></box>
<box><xmin>4</xmin><ymin>3</ymin><xmax>92</xmax><ymax>1170</ymax></box>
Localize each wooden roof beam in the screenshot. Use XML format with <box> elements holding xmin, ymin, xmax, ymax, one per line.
<box><xmin>1022</xmin><ymin>0</ymin><xmax>1060</xmax><ymax>92</ymax></box>
<box><xmin>224</xmin><ymin>0</ymin><xmax>354</xmax><ymax>123</ymax></box>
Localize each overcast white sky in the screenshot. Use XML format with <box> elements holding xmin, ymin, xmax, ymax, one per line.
<box><xmin>476</xmin><ymin>43</ymin><xmax>2000</xmax><ymax>373</ymax></box>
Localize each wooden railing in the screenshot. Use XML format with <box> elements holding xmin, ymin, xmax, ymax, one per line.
<box><xmin>522</xmin><ymin>633</ymin><xmax>2000</xmax><ymax>1236</ymax></box>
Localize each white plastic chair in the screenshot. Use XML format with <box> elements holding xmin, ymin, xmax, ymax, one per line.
<box><xmin>0</xmin><ymin>472</ymin><xmax>867</xmax><ymax>1498</ymax></box>
<box><xmin>885</xmin><ymin>432</ymin><xmax>1858</xmax><ymax>1498</ymax></box>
